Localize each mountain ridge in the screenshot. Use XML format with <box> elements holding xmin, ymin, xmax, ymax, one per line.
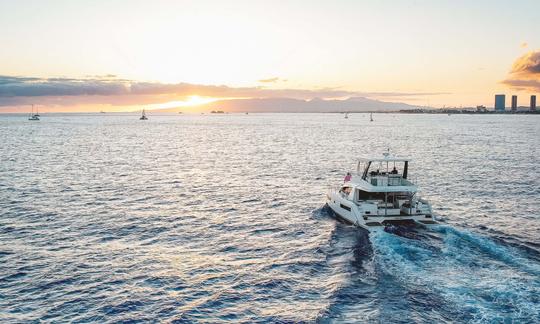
<box><xmin>154</xmin><ymin>97</ymin><xmax>420</xmax><ymax>113</ymax></box>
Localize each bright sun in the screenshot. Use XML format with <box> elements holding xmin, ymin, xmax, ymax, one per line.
<box><xmin>149</xmin><ymin>95</ymin><xmax>219</xmax><ymax>110</ymax></box>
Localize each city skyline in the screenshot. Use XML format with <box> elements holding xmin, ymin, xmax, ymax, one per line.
<box><xmin>0</xmin><ymin>0</ymin><xmax>539</xmax><ymax>112</ymax></box>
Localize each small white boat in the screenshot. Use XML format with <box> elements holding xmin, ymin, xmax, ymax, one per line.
<box><xmin>140</xmin><ymin>109</ymin><xmax>148</xmax><ymax>120</ymax></box>
<box><xmin>344</xmin><ymin>112</ymin><xmax>349</xmax><ymax>119</ymax></box>
<box><xmin>370</xmin><ymin>113</ymin><xmax>373</xmax><ymax>122</ymax></box>
<box><xmin>28</xmin><ymin>105</ymin><xmax>39</xmax><ymax>121</ymax></box>
<box><xmin>326</xmin><ymin>152</ymin><xmax>435</xmax><ymax>231</ymax></box>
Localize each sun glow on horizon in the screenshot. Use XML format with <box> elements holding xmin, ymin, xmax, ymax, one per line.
<box><xmin>0</xmin><ymin>1</ymin><xmax>538</xmax><ymax>110</ymax></box>
<box><xmin>148</xmin><ymin>95</ymin><xmax>220</xmax><ymax>110</ymax></box>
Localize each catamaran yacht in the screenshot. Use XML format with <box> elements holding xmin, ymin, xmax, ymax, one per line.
<box><xmin>326</xmin><ymin>152</ymin><xmax>435</xmax><ymax>230</ymax></box>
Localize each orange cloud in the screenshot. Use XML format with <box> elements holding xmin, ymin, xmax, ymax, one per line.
<box><xmin>510</xmin><ymin>51</ymin><xmax>540</xmax><ymax>75</ymax></box>
<box><xmin>0</xmin><ymin>74</ymin><xmax>448</xmax><ymax>110</ymax></box>
<box><xmin>501</xmin><ymin>79</ymin><xmax>540</xmax><ymax>92</ymax></box>
<box><xmin>502</xmin><ymin>50</ymin><xmax>540</xmax><ymax>91</ymax></box>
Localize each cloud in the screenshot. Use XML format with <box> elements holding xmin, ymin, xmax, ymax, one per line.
<box><xmin>502</xmin><ymin>50</ymin><xmax>540</xmax><ymax>91</ymax></box>
<box><xmin>0</xmin><ymin>79</ymin><xmax>129</xmax><ymax>97</ymax></box>
<box><xmin>510</xmin><ymin>51</ymin><xmax>540</xmax><ymax>75</ymax></box>
<box><xmin>258</xmin><ymin>77</ymin><xmax>281</xmax><ymax>83</ymax></box>
<box><xmin>0</xmin><ymin>74</ymin><xmax>448</xmax><ymax>108</ymax></box>
<box><xmin>501</xmin><ymin>79</ymin><xmax>540</xmax><ymax>92</ymax></box>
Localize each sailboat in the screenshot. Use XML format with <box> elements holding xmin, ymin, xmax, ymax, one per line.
<box><xmin>28</xmin><ymin>105</ymin><xmax>39</xmax><ymax>121</ymax></box>
<box><xmin>344</xmin><ymin>112</ymin><xmax>349</xmax><ymax>119</ymax></box>
<box><xmin>140</xmin><ymin>109</ymin><xmax>148</xmax><ymax>120</ymax></box>
<box><xmin>370</xmin><ymin>112</ymin><xmax>373</xmax><ymax>122</ymax></box>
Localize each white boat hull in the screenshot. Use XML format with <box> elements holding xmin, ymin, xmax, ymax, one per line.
<box><xmin>326</xmin><ymin>190</ymin><xmax>436</xmax><ymax>231</ymax></box>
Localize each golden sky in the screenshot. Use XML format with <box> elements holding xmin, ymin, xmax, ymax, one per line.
<box><xmin>0</xmin><ymin>0</ymin><xmax>539</xmax><ymax>112</ymax></box>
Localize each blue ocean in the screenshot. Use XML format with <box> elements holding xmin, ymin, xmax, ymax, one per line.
<box><xmin>1</xmin><ymin>113</ymin><xmax>539</xmax><ymax>323</ymax></box>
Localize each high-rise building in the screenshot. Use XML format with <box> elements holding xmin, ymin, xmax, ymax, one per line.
<box><xmin>532</xmin><ymin>95</ymin><xmax>537</xmax><ymax>112</ymax></box>
<box><xmin>511</xmin><ymin>95</ymin><xmax>517</xmax><ymax>111</ymax></box>
<box><xmin>495</xmin><ymin>94</ymin><xmax>505</xmax><ymax>111</ymax></box>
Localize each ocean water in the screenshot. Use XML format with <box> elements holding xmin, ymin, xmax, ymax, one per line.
<box><xmin>0</xmin><ymin>113</ymin><xmax>539</xmax><ymax>323</ymax></box>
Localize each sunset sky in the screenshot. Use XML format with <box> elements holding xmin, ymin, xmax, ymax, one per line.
<box><xmin>0</xmin><ymin>0</ymin><xmax>539</xmax><ymax>112</ymax></box>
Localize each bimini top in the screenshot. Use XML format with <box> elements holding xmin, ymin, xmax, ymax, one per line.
<box><xmin>358</xmin><ymin>152</ymin><xmax>411</xmax><ymax>163</ymax></box>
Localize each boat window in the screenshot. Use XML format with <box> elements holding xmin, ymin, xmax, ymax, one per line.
<box><xmin>356</xmin><ymin>190</ymin><xmax>385</xmax><ymax>201</ymax></box>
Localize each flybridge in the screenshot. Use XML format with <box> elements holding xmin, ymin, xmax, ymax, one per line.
<box><xmin>357</xmin><ymin>157</ymin><xmax>411</xmax><ymax>162</ymax></box>
<box><xmin>357</xmin><ymin>152</ymin><xmax>411</xmax><ymax>181</ymax></box>
<box><xmin>357</xmin><ymin>153</ymin><xmax>412</xmax><ymax>163</ymax></box>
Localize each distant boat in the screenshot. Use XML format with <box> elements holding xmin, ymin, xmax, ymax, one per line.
<box><xmin>211</xmin><ymin>110</ymin><xmax>225</xmax><ymax>114</ymax></box>
<box><xmin>100</xmin><ymin>110</ymin><xmax>106</xmax><ymax>114</ymax></box>
<box><xmin>28</xmin><ymin>105</ymin><xmax>39</xmax><ymax>121</ymax></box>
<box><xmin>140</xmin><ymin>109</ymin><xmax>148</xmax><ymax>120</ymax></box>
<box><xmin>370</xmin><ymin>113</ymin><xmax>373</xmax><ymax>122</ymax></box>
<box><xmin>344</xmin><ymin>112</ymin><xmax>349</xmax><ymax>119</ymax></box>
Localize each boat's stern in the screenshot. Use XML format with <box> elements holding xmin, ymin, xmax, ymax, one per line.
<box><xmin>353</xmin><ymin>198</ymin><xmax>436</xmax><ymax>231</ymax></box>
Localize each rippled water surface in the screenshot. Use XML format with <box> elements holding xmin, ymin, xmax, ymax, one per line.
<box><xmin>1</xmin><ymin>113</ymin><xmax>539</xmax><ymax>323</ymax></box>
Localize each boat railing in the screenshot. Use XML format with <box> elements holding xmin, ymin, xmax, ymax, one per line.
<box><xmin>333</xmin><ymin>173</ymin><xmax>419</xmax><ymax>188</ymax></box>
<box><xmin>368</xmin><ymin>174</ymin><xmax>414</xmax><ymax>186</ymax></box>
<box><xmin>328</xmin><ymin>184</ymin><xmax>345</xmax><ymax>196</ymax></box>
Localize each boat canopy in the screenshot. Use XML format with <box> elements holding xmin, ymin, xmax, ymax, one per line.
<box><xmin>357</xmin><ymin>153</ymin><xmax>412</xmax><ymax>179</ymax></box>
<box><xmin>358</xmin><ymin>156</ymin><xmax>411</xmax><ymax>163</ymax></box>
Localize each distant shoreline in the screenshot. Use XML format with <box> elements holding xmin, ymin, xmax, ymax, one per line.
<box><xmin>0</xmin><ymin>110</ymin><xmax>539</xmax><ymax>115</ymax></box>
<box><xmin>394</xmin><ymin>109</ymin><xmax>540</xmax><ymax>115</ymax></box>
